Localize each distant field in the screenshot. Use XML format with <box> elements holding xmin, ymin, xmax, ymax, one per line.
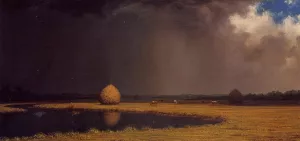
<box><xmin>1</xmin><ymin>102</ymin><xmax>300</xmax><ymax>141</ymax></box>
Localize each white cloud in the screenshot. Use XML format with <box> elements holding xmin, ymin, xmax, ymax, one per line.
<box><xmin>229</xmin><ymin>5</ymin><xmax>279</xmax><ymax>46</ymax></box>
<box><xmin>227</xmin><ymin>2</ymin><xmax>300</xmax><ymax>91</ymax></box>
<box><xmin>297</xmin><ymin>14</ymin><xmax>300</xmax><ymax>20</ymax></box>
<box><xmin>230</xmin><ymin>4</ymin><xmax>300</xmax><ymax>48</ymax></box>
<box><xmin>285</xmin><ymin>0</ymin><xmax>296</xmax><ymax>5</ymax></box>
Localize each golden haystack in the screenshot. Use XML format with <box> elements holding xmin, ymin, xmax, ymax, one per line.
<box><xmin>103</xmin><ymin>111</ymin><xmax>121</xmax><ymax>127</ymax></box>
<box><xmin>99</xmin><ymin>84</ymin><xmax>121</xmax><ymax>105</ymax></box>
<box><xmin>228</xmin><ymin>89</ymin><xmax>243</xmax><ymax>104</ymax></box>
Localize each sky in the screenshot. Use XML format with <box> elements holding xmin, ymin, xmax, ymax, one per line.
<box><xmin>1</xmin><ymin>0</ymin><xmax>300</xmax><ymax>95</ymax></box>
<box><xmin>257</xmin><ymin>0</ymin><xmax>300</xmax><ymax>23</ymax></box>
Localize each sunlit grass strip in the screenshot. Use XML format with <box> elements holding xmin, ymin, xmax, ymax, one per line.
<box><xmin>34</xmin><ymin>104</ymin><xmax>225</xmax><ymax>120</ymax></box>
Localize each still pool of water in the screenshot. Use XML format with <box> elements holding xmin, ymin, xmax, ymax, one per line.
<box><xmin>0</xmin><ymin>109</ymin><xmax>222</xmax><ymax>138</ymax></box>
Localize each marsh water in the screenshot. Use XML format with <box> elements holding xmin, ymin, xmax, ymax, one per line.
<box><xmin>0</xmin><ymin>109</ymin><xmax>222</xmax><ymax>138</ymax></box>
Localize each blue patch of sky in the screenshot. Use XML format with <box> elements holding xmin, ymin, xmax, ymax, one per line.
<box><xmin>256</xmin><ymin>0</ymin><xmax>300</xmax><ymax>24</ymax></box>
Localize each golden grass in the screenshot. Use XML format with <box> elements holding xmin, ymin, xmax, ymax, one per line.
<box><xmin>0</xmin><ymin>103</ymin><xmax>26</xmax><ymax>113</ymax></box>
<box><xmin>1</xmin><ymin>102</ymin><xmax>300</xmax><ymax>141</ymax></box>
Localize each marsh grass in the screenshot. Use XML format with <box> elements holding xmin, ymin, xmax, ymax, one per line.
<box><xmin>141</xmin><ymin>126</ymin><xmax>152</xmax><ymax>131</ymax></box>
<box><xmin>87</xmin><ymin>128</ymin><xmax>100</xmax><ymax>133</ymax></box>
<box><xmin>66</xmin><ymin>104</ymin><xmax>75</xmax><ymax>111</ymax></box>
<box><xmin>0</xmin><ymin>104</ymin><xmax>26</xmax><ymax>113</ymax></box>
<box><xmin>123</xmin><ymin>126</ymin><xmax>137</xmax><ymax>132</ymax></box>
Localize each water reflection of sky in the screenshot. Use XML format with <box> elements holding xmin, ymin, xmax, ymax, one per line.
<box><xmin>256</xmin><ymin>0</ymin><xmax>300</xmax><ymax>23</ymax></box>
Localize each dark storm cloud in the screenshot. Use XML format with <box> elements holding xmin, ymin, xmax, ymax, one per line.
<box><xmin>1</xmin><ymin>0</ymin><xmax>250</xmax><ymax>17</ymax></box>
<box><xmin>2</xmin><ymin>0</ymin><xmax>300</xmax><ymax>95</ymax></box>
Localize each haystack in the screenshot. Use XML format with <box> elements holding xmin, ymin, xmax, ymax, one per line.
<box><xmin>228</xmin><ymin>89</ymin><xmax>243</xmax><ymax>104</ymax></box>
<box><xmin>99</xmin><ymin>84</ymin><xmax>121</xmax><ymax>105</ymax></box>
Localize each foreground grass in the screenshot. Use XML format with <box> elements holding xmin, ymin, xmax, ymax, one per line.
<box><xmin>1</xmin><ymin>102</ymin><xmax>300</xmax><ymax>141</ymax></box>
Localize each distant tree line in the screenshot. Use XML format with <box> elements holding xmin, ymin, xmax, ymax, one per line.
<box><xmin>244</xmin><ymin>90</ymin><xmax>300</xmax><ymax>101</ymax></box>
<box><xmin>0</xmin><ymin>84</ymin><xmax>39</xmax><ymax>102</ymax></box>
<box><xmin>0</xmin><ymin>84</ymin><xmax>96</xmax><ymax>103</ymax></box>
<box><xmin>193</xmin><ymin>90</ymin><xmax>300</xmax><ymax>102</ymax></box>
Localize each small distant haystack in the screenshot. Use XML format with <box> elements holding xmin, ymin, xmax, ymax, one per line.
<box><xmin>103</xmin><ymin>111</ymin><xmax>121</xmax><ymax>127</ymax></box>
<box><xmin>99</xmin><ymin>84</ymin><xmax>121</xmax><ymax>105</ymax></box>
<box><xmin>228</xmin><ymin>89</ymin><xmax>243</xmax><ymax>105</ymax></box>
